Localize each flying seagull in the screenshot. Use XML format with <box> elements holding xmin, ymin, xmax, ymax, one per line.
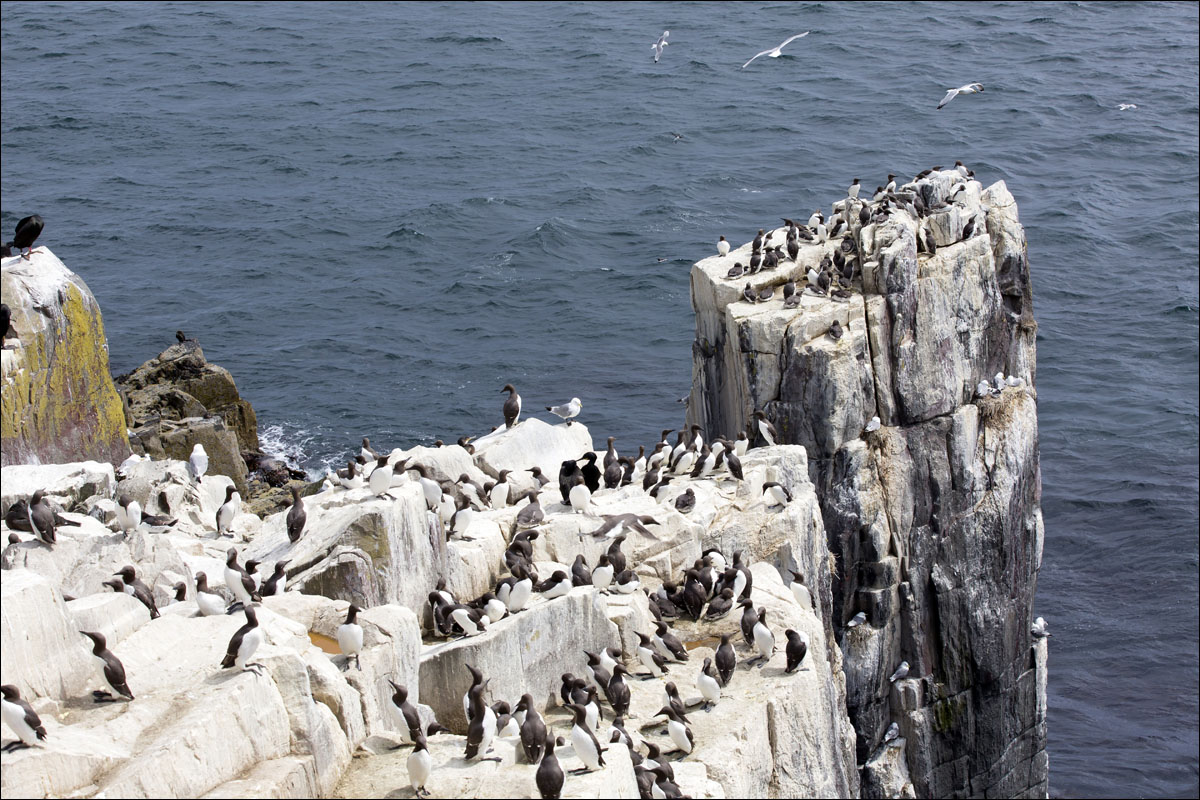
<box><xmin>742</xmin><ymin>32</ymin><xmax>809</xmax><ymax>69</ymax></box>
<box><xmin>652</xmin><ymin>31</ymin><xmax>669</xmax><ymax>63</ymax></box>
<box><xmin>937</xmin><ymin>82</ymin><xmax>984</xmax><ymax>109</ymax></box>
<box><xmin>670</xmin><ymin>132</ymin><xmax>684</xmax><ymax>143</ymax></box>
<box><xmin>1117</xmin><ymin>103</ymin><xmax>1137</xmax><ymax>111</ymax></box>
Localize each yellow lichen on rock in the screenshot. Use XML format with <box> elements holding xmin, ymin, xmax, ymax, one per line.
<box><xmin>1</xmin><ymin>248</ymin><xmax>130</xmax><ymax>466</ymax></box>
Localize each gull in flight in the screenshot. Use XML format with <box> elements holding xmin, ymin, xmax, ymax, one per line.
<box><xmin>741</xmin><ymin>32</ymin><xmax>809</xmax><ymax>69</ymax></box>
<box><xmin>1117</xmin><ymin>103</ymin><xmax>1137</xmax><ymax>111</ymax></box>
<box><xmin>937</xmin><ymin>82</ymin><xmax>985</xmax><ymax>109</ymax></box>
<box><xmin>652</xmin><ymin>31</ymin><xmax>669</xmax><ymax>63</ymax></box>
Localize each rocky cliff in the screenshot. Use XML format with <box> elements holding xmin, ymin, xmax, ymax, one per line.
<box><xmin>1</xmin><ymin>249</ymin><xmax>129</xmax><ymax>467</ymax></box>
<box><xmin>686</xmin><ymin>170</ymin><xmax>1048</xmax><ymax>797</ymax></box>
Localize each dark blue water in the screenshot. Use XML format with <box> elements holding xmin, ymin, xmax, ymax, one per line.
<box><xmin>3</xmin><ymin>2</ymin><xmax>1197</xmax><ymax>795</ymax></box>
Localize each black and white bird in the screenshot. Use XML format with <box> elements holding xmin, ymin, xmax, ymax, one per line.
<box><xmin>697</xmin><ymin>658</ymin><xmax>721</xmax><ymax>709</ymax></box>
<box><xmin>715</xmin><ymin>633</ymin><xmax>737</xmax><ymax>685</ymax></box>
<box><xmin>763</xmin><ymin>481</ymin><xmax>793</xmax><ymax>508</ymax></box>
<box><xmin>784</xmin><ymin>629</ymin><xmax>809</xmax><ymax>673</ymax></box>
<box><xmin>464</xmin><ymin>679</ymin><xmax>500</xmax><ymax>763</ymax></box>
<box><xmin>752</xmin><ymin>609</ymin><xmax>776</xmax><ymax>664</ymax></box>
<box><xmin>114</xmin><ymin>566</ymin><xmax>160</xmax><ymax>619</ymax></box>
<box><xmin>656</xmin><ymin>705</ymin><xmax>694</xmax><ymax>755</ymax></box>
<box><xmin>674</xmin><ymin>488</ymin><xmax>696</xmax><ymax>514</ymax></box>
<box><xmin>653</xmin><ymin>620</ymin><xmax>689</xmax><ymax>662</ymax></box>
<box><xmin>216</xmin><ymin>486</ymin><xmax>239</xmax><ymax>536</ymax></box>
<box><xmin>81</xmin><ymin>631</ymin><xmax>134</xmax><ymax>702</ymax></box>
<box><xmin>846</xmin><ymin>610</ymin><xmax>868</xmax><ymax>628</ymax></box>
<box><xmin>115</xmin><ymin>494</ymin><xmax>142</xmax><ymax>533</ymax></box>
<box><xmin>388</xmin><ymin>680</ymin><xmax>422</xmax><ymax>744</ymax></box>
<box><xmin>193</xmin><ymin>572</ymin><xmax>226</xmax><ymax>616</ymax></box>
<box><xmin>502</xmin><ymin>383</ymin><xmax>522</xmax><ymax>429</ymax></box>
<box><xmin>0</xmin><ymin>685</ymin><xmax>47</xmax><ymax>751</ymax></box>
<box><xmin>224</xmin><ymin>548</ymin><xmax>259</xmax><ymax>610</ymax></box>
<box><xmin>717</xmin><ymin>235</ymin><xmax>730</xmax><ymax>257</ymax></box>
<box><xmin>408</xmin><ymin>734</ymin><xmax>433</xmax><ymax>797</ymax></box>
<box><xmin>937</xmin><ymin>82</ymin><xmax>985</xmax><ymax>109</ymax></box>
<box><xmin>566</xmin><ymin>702</ymin><xmax>605</xmax><ymax>773</ymax></box>
<box><xmin>221</xmin><ymin>607</ymin><xmax>265</xmax><ymax>675</ymax></box>
<box><xmin>286</xmin><ymin>487</ymin><xmax>306</xmax><ymax>543</ymax></box>
<box><xmin>537</xmin><ymin>733</ymin><xmax>565</xmax><ymax>798</ymax></box>
<box><xmin>637</xmin><ymin>632</ymin><xmax>669</xmax><ymax>678</ymax></box>
<box><xmin>752</xmin><ymin>410</ymin><xmax>777</xmax><ymax>446</ymax></box>
<box><xmin>27</xmin><ymin>490</ymin><xmax>56</xmax><ymax>547</ymax></box>
<box><xmin>262</xmin><ymin>561</ymin><xmax>289</xmax><ymax>597</ymax></box>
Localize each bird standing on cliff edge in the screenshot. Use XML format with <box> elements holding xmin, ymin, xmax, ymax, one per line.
<box><xmin>6</xmin><ymin>215</ymin><xmax>44</xmax><ymax>260</ymax></box>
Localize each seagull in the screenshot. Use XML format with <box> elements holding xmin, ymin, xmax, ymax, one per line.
<box><xmin>741</xmin><ymin>32</ymin><xmax>809</xmax><ymax>69</ymax></box>
<box><xmin>545</xmin><ymin>397</ymin><xmax>582</xmax><ymax>425</ymax></box>
<box><xmin>652</xmin><ymin>30</ymin><xmax>669</xmax><ymax>63</ymax></box>
<box><xmin>937</xmin><ymin>82</ymin><xmax>985</xmax><ymax>109</ymax></box>
<box><xmin>670</xmin><ymin>132</ymin><xmax>684</xmax><ymax>143</ymax></box>
<box><xmin>1117</xmin><ymin>103</ymin><xmax>1137</xmax><ymax>111</ymax></box>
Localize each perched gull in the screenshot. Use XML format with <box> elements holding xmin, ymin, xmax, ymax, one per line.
<box><xmin>741</xmin><ymin>32</ymin><xmax>809</xmax><ymax>69</ymax></box>
<box><xmin>1031</xmin><ymin>617</ymin><xmax>1051</xmax><ymax>638</ymax></box>
<box><xmin>1117</xmin><ymin>103</ymin><xmax>1137</xmax><ymax>111</ymax></box>
<box><xmin>937</xmin><ymin>82</ymin><xmax>985</xmax><ymax>109</ymax></box>
<box><xmin>652</xmin><ymin>30</ymin><xmax>669</xmax><ymax>63</ymax></box>
<box><xmin>545</xmin><ymin>397</ymin><xmax>582</xmax><ymax>425</ymax></box>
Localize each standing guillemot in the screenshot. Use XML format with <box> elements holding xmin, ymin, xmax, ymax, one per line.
<box><xmin>286</xmin><ymin>486</ymin><xmax>306</xmax><ymax>543</ymax></box>
<box><xmin>223</xmin><ymin>548</ymin><xmax>259</xmax><ymax>611</ymax></box>
<box><xmin>751</xmin><ymin>410</ymin><xmax>777</xmax><ymax>446</ymax></box>
<box><xmin>194</xmin><ymin>572</ymin><xmax>226</xmax><ymax>616</ymax></box>
<box><xmin>216</xmin><ymin>486</ymin><xmax>239</xmax><ymax>536</ymax></box>
<box><xmin>715</xmin><ymin>633</ymin><xmax>736</xmax><ymax>685</ymax></box>
<box><xmin>489</xmin><ymin>470</ymin><xmax>512</xmax><ymax>508</ymax></box>
<box><xmin>389</xmin><ymin>680</ymin><xmax>421</xmax><ymax>743</ymax></box>
<box><xmin>785</xmin><ymin>629</ymin><xmax>809</xmax><ymax>673</ymax></box>
<box><xmin>697</xmin><ymin>658</ymin><xmax>721</xmax><ymax>709</ymax></box>
<box><xmin>27</xmin><ymin>490</ymin><xmax>56</xmax><ymax>547</ymax></box>
<box><xmin>171</xmin><ymin>582</ymin><xmax>187</xmax><ymax>603</ymax></box>
<box><xmin>558</xmin><ymin>459</ymin><xmax>583</xmax><ymax>505</ymax></box>
<box><xmin>717</xmin><ymin>235</ymin><xmax>730</xmax><ymax>257</ymax></box>
<box><xmin>337</xmin><ymin>604</ymin><xmax>363</xmax><ymax>670</ymax></box>
<box><xmin>368</xmin><ymin>456</ymin><xmax>393</xmax><ymax>497</ymax></box>
<box><xmin>579</xmin><ymin>452</ymin><xmax>601</xmax><ymax>493</ymax></box>
<box><xmin>605</xmin><ymin>664</ymin><xmax>632</xmax><ymax>718</ymax></box>
<box><xmin>502</xmin><ymin>384</ymin><xmax>522</xmax><ymax>429</ymax></box>
<box><xmin>114</xmin><ymin>567</ymin><xmax>160</xmax><ymax>619</ymax></box>
<box><xmin>262</xmin><ymin>561</ymin><xmax>289</xmax><ymax>597</ymax></box>
<box><xmin>656</xmin><ymin>704</ymin><xmax>694</xmax><ymax>755</ymax></box>
<box><xmin>637</xmin><ymin>632</ymin><xmax>669</xmax><ymax>678</ymax></box>
<box><xmin>0</xmin><ymin>685</ymin><xmax>47</xmax><ymax>750</ymax></box>
<box><xmin>81</xmin><ymin>631</ymin><xmax>133</xmax><ymax>702</ymax></box>
<box><xmin>527</xmin><ymin>466</ymin><xmax>550</xmax><ymax>487</ymax></box>
<box><xmin>570</xmin><ymin>554</ymin><xmax>592</xmax><ymax>587</ymax></box>
<box><xmin>536</xmin><ymin>732</ymin><xmax>565</xmax><ymax>798</ymax></box>
<box><xmin>221</xmin><ymin>606</ymin><xmax>265</xmax><ymax>675</ymax></box>
<box><xmin>408</xmin><ymin>734</ymin><xmax>433</xmax><ymax>797</ymax></box>
<box><xmin>519</xmin><ymin>694</ymin><xmax>547</xmax><ymax>764</ymax></box>
<box><xmin>464</xmin><ymin>679</ymin><xmax>500</xmax><ymax>762</ymax></box>
<box><xmin>752</xmin><ymin>609</ymin><xmax>776</xmax><ymax>665</ymax></box>
<box><xmin>565</xmin><ymin>702</ymin><xmax>605</xmax><ymax>773</ymax></box>
<box><xmin>115</xmin><ymin>494</ymin><xmax>141</xmax><ymax>533</ymax></box>
<box><xmin>545</xmin><ymin>397</ymin><xmax>582</xmax><ymax>425</ymax></box>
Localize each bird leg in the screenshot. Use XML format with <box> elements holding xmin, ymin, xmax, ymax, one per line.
<box><xmin>92</xmin><ymin>690</ymin><xmax>116</xmax><ymax>703</ymax></box>
<box><xmin>2</xmin><ymin>740</ymin><xmax>31</xmax><ymax>752</ymax></box>
<box><xmin>245</xmin><ymin>663</ymin><xmax>266</xmax><ymax>676</ymax></box>
<box><xmin>569</xmin><ymin>767</ymin><xmax>593</xmax><ymax>775</ymax></box>
<box><xmin>355</xmin><ymin>654</ymin><xmax>361</xmax><ymax>671</ymax></box>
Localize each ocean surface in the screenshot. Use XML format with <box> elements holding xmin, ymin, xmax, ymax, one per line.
<box><xmin>2</xmin><ymin>2</ymin><xmax>1196</xmax><ymax>795</ymax></box>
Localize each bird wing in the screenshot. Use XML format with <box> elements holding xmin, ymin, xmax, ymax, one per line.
<box><xmin>778</xmin><ymin>32</ymin><xmax>810</xmax><ymax>49</ymax></box>
<box><xmin>937</xmin><ymin>88</ymin><xmax>959</xmax><ymax>109</ymax></box>
<box><xmin>742</xmin><ymin>48</ymin><xmax>774</xmax><ymax>69</ymax></box>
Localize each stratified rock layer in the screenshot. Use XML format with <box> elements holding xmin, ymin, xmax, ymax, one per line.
<box><xmin>1</xmin><ymin>249</ymin><xmax>129</xmax><ymax>467</ymax></box>
<box><xmin>687</xmin><ymin>172</ymin><xmax>1047</xmax><ymax>798</ymax></box>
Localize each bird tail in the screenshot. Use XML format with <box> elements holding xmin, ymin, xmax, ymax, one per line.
<box><xmin>221</xmin><ymin>653</ymin><xmax>235</xmax><ymax>668</ymax></box>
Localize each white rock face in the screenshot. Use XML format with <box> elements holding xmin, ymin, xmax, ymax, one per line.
<box><xmin>471</xmin><ymin>418</ymin><xmax>595</xmax><ymax>482</ymax></box>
